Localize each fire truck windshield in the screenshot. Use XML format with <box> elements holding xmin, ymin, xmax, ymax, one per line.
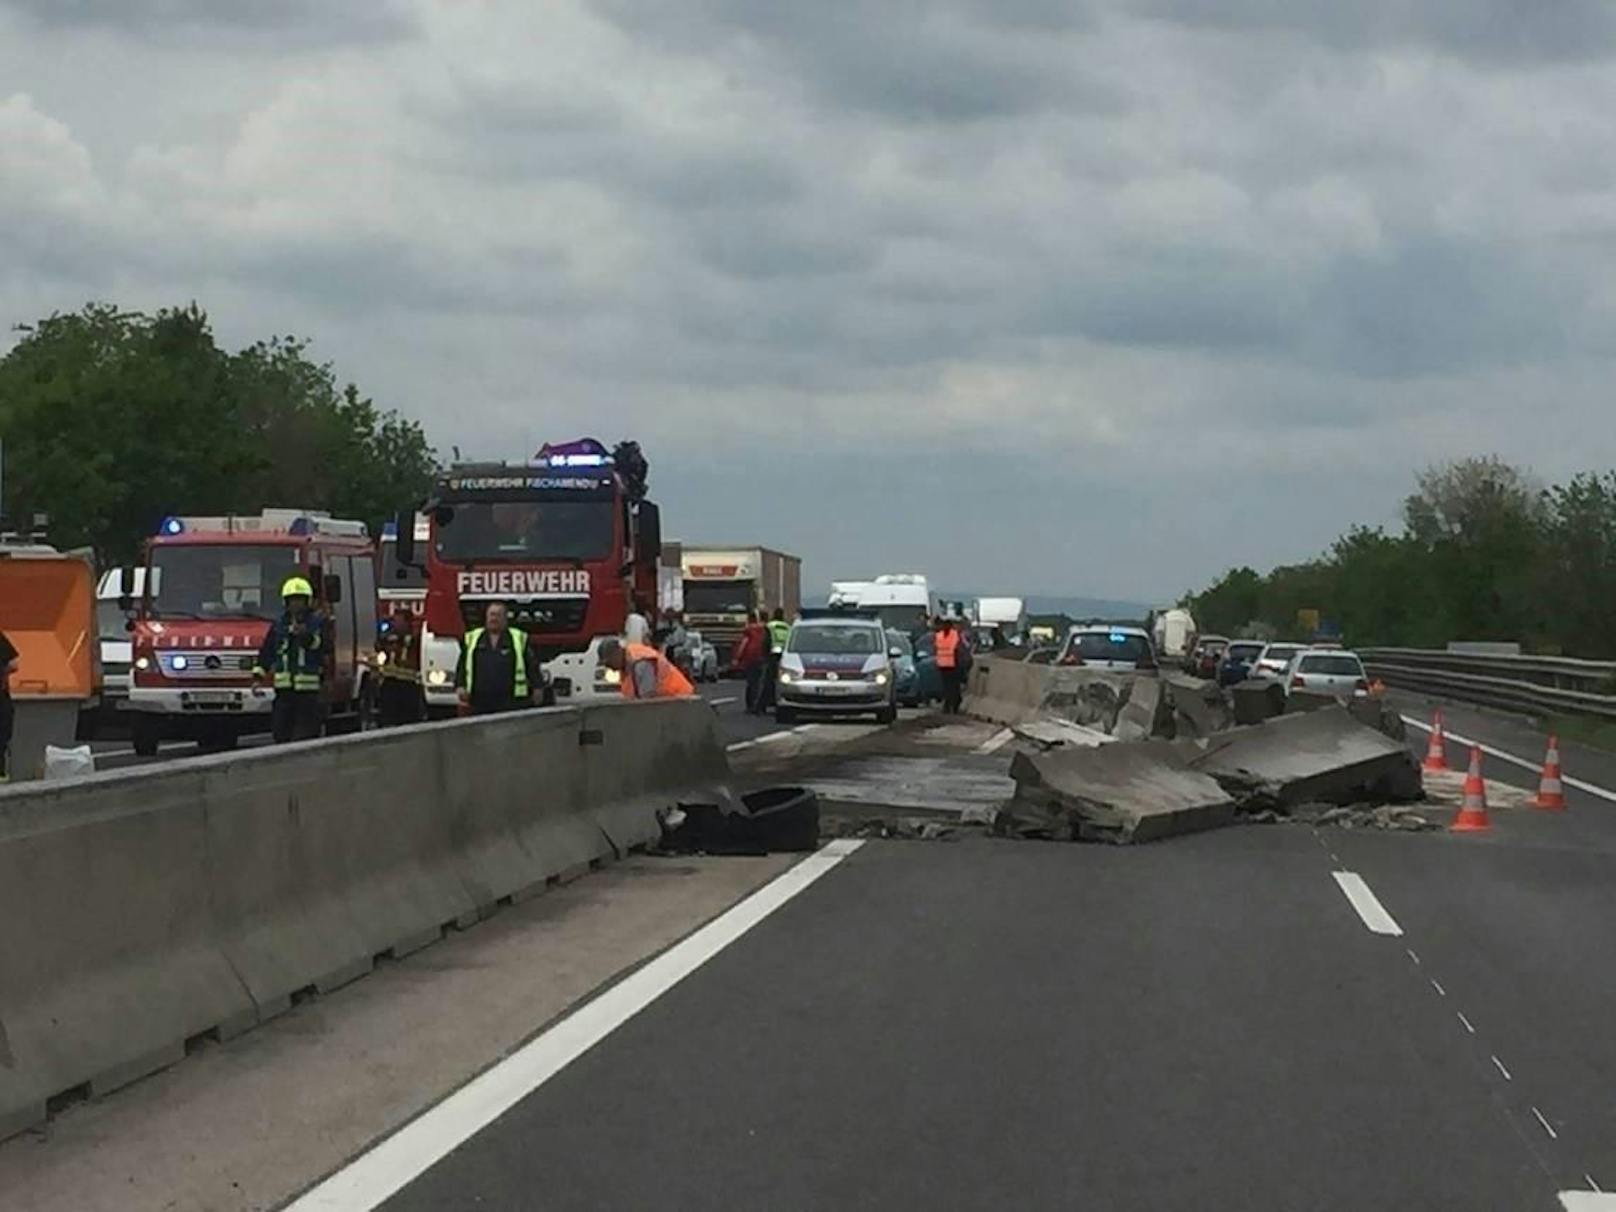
<box><xmin>148</xmin><ymin>544</ymin><xmax>298</xmax><ymax>620</ymax></box>
<box><xmin>433</xmin><ymin>496</ymin><xmax>616</xmax><ymax>563</ymax></box>
<box><xmin>380</xmin><ymin>539</ymin><xmax>427</xmax><ymax>589</ymax></box>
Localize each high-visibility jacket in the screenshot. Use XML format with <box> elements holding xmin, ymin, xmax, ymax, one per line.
<box><xmin>254</xmin><ymin>611</ymin><xmax>327</xmax><ymax>692</ymax></box>
<box><xmin>767</xmin><ymin>619</ymin><xmax>791</xmax><ymax>654</ymax></box>
<box><xmin>620</xmin><ymin>642</ymin><xmax>696</xmax><ymax>699</ymax></box>
<box><xmin>464</xmin><ymin>626</ymin><xmax>529</xmax><ymax>700</ymax></box>
<box><xmin>934</xmin><ymin>628</ymin><xmax>962</xmax><ymax>670</ymax></box>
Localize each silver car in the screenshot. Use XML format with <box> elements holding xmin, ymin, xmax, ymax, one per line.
<box><xmin>1249</xmin><ymin>643</ymin><xmax>1304</xmax><ymax>681</ymax></box>
<box><xmin>685</xmin><ymin>630</ymin><xmax>720</xmax><ymax>683</ymax></box>
<box><xmin>776</xmin><ymin>616</ymin><xmax>897</xmax><ymax>724</ymax></box>
<box><xmin>1284</xmin><ymin>649</ymin><xmax>1369</xmax><ymax>698</ymax></box>
<box><xmin>1058</xmin><ymin>625</ymin><xmax>1159</xmax><ymax>671</ymax></box>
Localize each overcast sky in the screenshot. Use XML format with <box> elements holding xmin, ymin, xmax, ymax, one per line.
<box><xmin>4</xmin><ymin>2</ymin><xmax>1615</xmax><ymax>601</ymax></box>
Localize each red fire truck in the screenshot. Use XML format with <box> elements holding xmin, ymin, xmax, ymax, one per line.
<box><xmin>391</xmin><ymin>439</ymin><xmax>660</xmax><ymax>700</ymax></box>
<box><xmin>124</xmin><ymin>509</ymin><xmax>379</xmax><ymax>755</ymax></box>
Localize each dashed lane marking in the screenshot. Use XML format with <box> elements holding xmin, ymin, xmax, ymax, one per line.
<box><xmin>1492</xmin><ymin>1054</ymin><xmax>1513</xmax><ymax>1081</ymax></box>
<box><xmin>1332</xmin><ymin>872</ymin><xmax>1403</xmax><ymax>936</ymax></box>
<box><xmin>710</xmin><ymin>697</ymin><xmax>738</xmax><ymax>707</ymax></box>
<box><xmin>1534</xmin><ymin>1106</ymin><xmax>1561</xmax><ymax>1140</ymax></box>
<box><xmin>1402</xmin><ymin>716</ymin><xmax>1616</xmax><ymax>804</ymax></box>
<box><xmin>283</xmin><ymin>840</ymin><xmax>867</xmax><ymax>1212</ymax></box>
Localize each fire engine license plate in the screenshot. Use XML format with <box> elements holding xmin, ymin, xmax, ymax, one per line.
<box><xmin>188</xmin><ymin>690</ymin><xmax>237</xmax><ymax>706</ymax></box>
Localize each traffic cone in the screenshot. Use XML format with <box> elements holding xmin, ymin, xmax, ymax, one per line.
<box><xmin>1532</xmin><ymin>736</ymin><xmax>1567</xmax><ymax>811</ymax></box>
<box><xmin>1422</xmin><ymin>709</ymin><xmax>1450</xmax><ymax>773</ymax></box>
<box><xmin>1450</xmin><ymin>746</ymin><xmax>1492</xmax><ymax>833</ymax></box>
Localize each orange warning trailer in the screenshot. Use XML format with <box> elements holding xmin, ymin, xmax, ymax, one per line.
<box><xmin>0</xmin><ymin>544</ymin><xmax>97</xmax><ymax>781</ymax></box>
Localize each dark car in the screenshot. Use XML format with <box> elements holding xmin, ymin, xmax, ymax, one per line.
<box><xmin>1191</xmin><ymin>635</ymin><xmax>1229</xmax><ymax>679</ymax></box>
<box><xmin>1218</xmin><ymin>640</ymin><xmax>1267</xmax><ymax>686</ymax></box>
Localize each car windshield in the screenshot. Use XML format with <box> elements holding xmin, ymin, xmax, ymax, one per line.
<box><xmin>684</xmin><ymin>581</ymin><xmax>753</xmax><ymax>614</ymax></box>
<box><xmin>1299</xmin><ymin>654</ymin><xmax>1365</xmax><ymax>676</ymax></box>
<box><xmin>1263</xmin><ymin>645</ymin><xmax>1302</xmax><ymax>662</ymax></box>
<box><xmin>1227</xmin><ymin>643</ymin><xmax>1264</xmax><ymax>660</ymax></box>
<box><xmin>789</xmin><ymin>625</ymin><xmax>882</xmax><ymax>655</ymax></box>
<box><xmin>148</xmin><ymin>544</ymin><xmax>298</xmax><ymax>620</ymax></box>
<box><xmin>433</xmin><ymin>493</ymin><xmax>616</xmax><ymax>563</ymax></box>
<box><xmin>1068</xmin><ymin>631</ymin><xmax>1153</xmax><ymax>663</ymax></box>
<box><xmin>886</xmin><ymin>630</ymin><xmax>914</xmax><ymax>657</ymax></box>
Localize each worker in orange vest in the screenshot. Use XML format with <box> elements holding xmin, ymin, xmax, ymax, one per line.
<box><xmin>934</xmin><ymin>616</ymin><xmax>965</xmax><ymax>715</ymax></box>
<box><xmin>598</xmin><ymin>637</ymin><xmax>697</xmax><ymax>699</ymax></box>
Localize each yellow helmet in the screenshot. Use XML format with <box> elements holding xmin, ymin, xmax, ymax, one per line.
<box><xmin>281</xmin><ymin>575</ymin><xmax>315</xmax><ymax>600</ymax></box>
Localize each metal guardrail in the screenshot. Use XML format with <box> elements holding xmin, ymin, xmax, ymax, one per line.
<box><xmin>1359</xmin><ymin>648</ymin><xmax>1616</xmax><ymax>721</ymax></box>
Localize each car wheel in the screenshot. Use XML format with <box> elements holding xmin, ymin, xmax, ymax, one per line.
<box><xmin>131</xmin><ymin>716</ymin><xmax>161</xmax><ymax>757</ymax></box>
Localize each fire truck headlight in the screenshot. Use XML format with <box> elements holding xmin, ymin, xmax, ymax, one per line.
<box><xmin>426</xmin><ymin>668</ymin><xmax>450</xmax><ymax>687</ymax></box>
<box><xmin>134</xmin><ymin>656</ymin><xmax>152</xmax><ymax>672</ymax></box>
<box><xmin>598</xmin><ymin>667</ymin><xmax>621</xmax><ymax>686</ymax></box>
<box><xmin>171</xmin><ymin>655</ymin><xmax>189</xmax><ymax>671</ymax></box>
<box><xmin>376</xmin><ymin>650</ymin><xmax>389</xmax><ymax>666</ymax></box>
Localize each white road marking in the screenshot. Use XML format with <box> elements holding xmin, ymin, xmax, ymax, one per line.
<box><xmin>1403</xmin><ymin>715</ymin><xmax>1616</xmax><ymax>804</ymax></box>
<box><xmin>1457</xmin><ymin>1011</ymin><xmax>1475</xmax><ymax>1034</ymax></box>
<box><xmin>1534</xmin><ymin>1106</ymin><xmax>1560</xmax><ymax>1140</ymax></box>
<box><xmin>1407</xmin><ymin>948</ymin><xmax>1421</xmax><ymax>966</ymax></box>
<box><xmin>1561</xmin><ymin>1194</ymin><xmax>1616</xmax><ymax>1210</ymax></box>
<box><xmin>1592</xmin><ymin>1176</ymin><xmax>1605</xmax><ymax>1194</ymax></box>
<box><xmin>974</xmin><ymin>728</ymin><xmax>1013</xmax><ymax>755</ymax></box>
<box><xmin>1332</xmin><ymin>872</ymin><xmax>1403</xmax><ymax>936</ymax></box>
<box><xmin>1431</xmin><ymin>979</ymin><xmax>1447</xmax><ymax>997</ymax></box>
<box><xmin>711</xmin><ymin>697</ymin><xmax>738</xmax><ymax>707</ymax></box>
<box><xmin>284</xmin><ymin>839</ymin><xmax>866</xmax><ymax>1212</ymax></box>
<box><xmin>1491</xmin><ymin>1054</ymin><xmax>1512</xmax><ymax>1081</ymax></box>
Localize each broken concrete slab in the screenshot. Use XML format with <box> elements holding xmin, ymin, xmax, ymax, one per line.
<box><xmin>1011</xmin><ymin>717</ymin><xmax>1115</xmax><ymax>750</ymax></box>
<box><xmin>1163</xmin><ymin>673</ymin><xmax>1233</xmax><ymax>739</ymax></box>
<box><xmin>1004</xmin><ymin>741</ymin><xmax>1236</xmax><ymax>844</ymax></box>
<box><xmin>1185</xmin><ymin>705</ymin><xmax>1422</xmax><ymax>811</ymax></box>
<box><xmin>1230</xmin><ymin>679</ymin><xmax>1284</xmax><ymax>725</ymax></box>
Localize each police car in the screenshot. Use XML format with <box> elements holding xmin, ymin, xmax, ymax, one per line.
<box><xmin>775</xmin><ymin>613</ymin><xmax>898</xmax><ymax>725</ymax></box>
<box><xmin>1058</xmin><ymin>624</ymin><xmax>1159</xmax><ymax>671</ymax></box>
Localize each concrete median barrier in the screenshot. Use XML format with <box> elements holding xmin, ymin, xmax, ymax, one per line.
<box><xmin>961</xmin><ymin>658</ymin><xmax>1052</xmax><ymax>726</ymax></box>
<box><xmin>0</xmin><ymin>698</ymin><xmax>732</xmax><ymax>1141</ymax></box>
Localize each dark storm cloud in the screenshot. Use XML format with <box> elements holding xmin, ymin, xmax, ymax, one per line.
<box><xmin>0</xmin><ymin>0</ymin><xmax>414</xmax><ymax>43</ymax></box>
<box><xmin>598</xmin><ymin>0</ymin><xmax>1118</xmax><ymax>121</ymax></box>
<box><xmin>1134</xmin><ymin>0</ymin><xmax>1616</xmax><ymax>65</ymax></box>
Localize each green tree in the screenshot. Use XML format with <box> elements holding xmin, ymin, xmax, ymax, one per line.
<box><xmin>0</xmin><ymin>302</ymin><xmax>438</xmax><ymax>564</ymax></box>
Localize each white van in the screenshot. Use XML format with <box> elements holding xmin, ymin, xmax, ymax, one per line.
<box><xmin>94</xmin><ymin>566</ymin><xmax>147</xmax><ymax>710</ymax></box>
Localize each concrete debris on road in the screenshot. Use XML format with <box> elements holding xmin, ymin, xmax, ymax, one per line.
<box><xmin>1010</xmin><ymin>717</ymin><xmax>1115</xmax><ymax>750</ymax></box>
<box><xmin>829</xmin><ymin>816</ymin><xmax>962</xmax><ymax>842</ymax></box>
<box><xmin>1004</xmin><ymin>740</ymin><xmax>1237</xmax><ymax>844</ymax></box>
<box><xmin>1184</xmin><ymin>706</ymin><xmax>1423</xmax><ymax>812</ymax></box>
<box><xmin>1162</xmin><ymin>674</ymin><xmax>1234</xmax><ymax>739</ymax></box>
<box><xmin>1245</xmin><ymin>803</ymin><xmax>1439</xmax><ymax>832</ymax></box>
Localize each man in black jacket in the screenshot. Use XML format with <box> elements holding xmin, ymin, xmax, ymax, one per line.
<box><xmin>455</xmin><ymin>602</ymin><xmax>542</xmax><ymax>715</ymax></box>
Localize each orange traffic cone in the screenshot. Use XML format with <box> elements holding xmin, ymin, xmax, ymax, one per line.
<box><xmin>1422</xmin><ymin>709</ymin><xmax>1450</xmax><ymax>773</ymax></box>
<box><xmin>1451</xmin><ymin>746</ymin><xmax>1492</xmax><ymax>833</ymax></box>
<box><xmin>1532</xmin><ymin>736</ymin><xmax>1567</xmax><ymax>811</ymax></box>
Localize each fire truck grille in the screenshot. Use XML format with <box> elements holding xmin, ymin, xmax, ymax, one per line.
<box><xmin>158</xmin><ymin>651</ymin><xmax>257</xmax><ymax>678</ymax></box>
<box><xmin>459</xmin><ymin>598</ymin><xmax>589</xmax><ymax>635</ymax></box>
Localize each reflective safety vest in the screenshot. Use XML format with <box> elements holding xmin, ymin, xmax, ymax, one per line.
<box><xmin>254</xmin><ymin>611</ymin><xmax>327</xmax><ymax>692</ymax></box>
<box><xmin>768</xmin><ymin>620</ymin><xmax>791</xmax><ymax>654</ymax></box>
<box><xmin>464</xmin><ymin>627</ymin><xmax>529</xmax><ymax>700</ymax></box>
<box><xmin>934</xmin><ymin>628</ymin><xmax>962</xmax><ymax>670</ymax></box>
<box><xmin>621</xmin><ymin>642</ymin><xmax>696</xmax><ymax>699</ymax></box>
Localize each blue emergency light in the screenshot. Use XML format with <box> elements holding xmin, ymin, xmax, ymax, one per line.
<box><xmin>160</xmin><ymin>516</ymin><xmax>185</xmax><ymax>535</ymax></box>
<box><xmin>535</xmin><ymin>438</ymin><xmax>611</xmax><ymax>468</ymax></box>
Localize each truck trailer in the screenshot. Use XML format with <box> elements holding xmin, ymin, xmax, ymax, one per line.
<box><xmin>680</xmin><ymin>546</ymin><xmax>802</xmax><ymax>665</ymax></box>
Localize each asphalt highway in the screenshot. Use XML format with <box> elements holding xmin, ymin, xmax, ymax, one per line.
<box><xmin>287</xmin><ymin>693</ymin><xmax>1616</xmax><ymax>1211</ymax></box>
